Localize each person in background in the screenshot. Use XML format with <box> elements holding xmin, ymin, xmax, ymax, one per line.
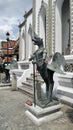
<box><xmin>2</xmin><ymin>56</ymin><xmax>10</xmax><ymax>83</ymax></box>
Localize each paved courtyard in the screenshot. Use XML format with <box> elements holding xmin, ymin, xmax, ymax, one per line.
<box><xmin>0</xmin><ymin>87</ymin><xmax>73</xmax><ymax>130</ymax></box>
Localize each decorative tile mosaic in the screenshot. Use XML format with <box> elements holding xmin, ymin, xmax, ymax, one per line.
<box><xmin>64</xmin><ymin>64</ymin><xmax>73</xmax><ymax>72</ymax></box>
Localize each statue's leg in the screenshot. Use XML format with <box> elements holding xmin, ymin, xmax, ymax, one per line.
<box><xmin>7</xmin><ymin>70</ymin><xmax>10</xmax><ymax>82</ymax></box>
<box><xmin>46</xmin><ymin>82</ymin><xmax>49</xmax><ymax>98</ymax></box>
<box><xmin>3</xmin><ymin>70</ymin><xmax>7</xmax><ymax>82</ymax></box>
<box><xmin>46</xmin><ymin>81</ymin><xmax>54</xmax><ymax>102</ymax></box>
<box><xmin>5</xmin><ymin>69</ymin><xmax>10</xmax><ymax>82</ymax></box>
<box><xmin>37</xmin><ymin>64</ymin><xmax>52</xmax><ymax>104</ymax></box>
<box><xmin>48</xmin><ymin>83</ymin><xmax>53</xmax><ymax>102</ymax></box>
<box><xmin>47</xmin><ymin>69</ymin><xmax>54</xmax><ymax>102</ymax></box>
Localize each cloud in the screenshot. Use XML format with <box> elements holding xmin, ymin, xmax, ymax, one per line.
<box><xmin>0</xmin><ymin>0</ymin><xmax>32</xmax><ymax>41</ymax></box>
<box><xmin>0</xmin><ymin>0</ymin><xmax>32</xmax><ymax>17</ymax></box>
<box><xmin>0</xmin><ymin>17</ymin><xmax>19</xmax><ymax>40</ymax></box>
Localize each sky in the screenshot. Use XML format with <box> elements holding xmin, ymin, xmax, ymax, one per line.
<box><xmin>0</xmin><ymin>0</ymin><xmax>32</xmax><ymax>41</ymax></box>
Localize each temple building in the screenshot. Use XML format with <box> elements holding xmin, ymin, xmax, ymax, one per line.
<box><xmin>0</xmin><ymin>40</ymin><xmax>19</xmax><ymax>63</ymax></box>
<box><xmin>10</xmin><ymin>0</ymin><xmax>73</xmax><ymax>105</ymax></box>
<box><xmin>32</xmin><ymin>0</ymin><xmax>73</xmax><ymax>56</ymax></box>
<box><xmin>19</xmin><ymin>8</ymin><xmax>33</xmax><ymax>61</ymax></box>
<box><xmin>17</xmin><ymin>0</ymin><xmax>73</xmax><ymax>72</ymax></box>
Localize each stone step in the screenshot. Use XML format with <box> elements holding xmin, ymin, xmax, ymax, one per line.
<box><xmin>58</xmin><ymin>76</ymin><xmax>73</xmax><ymax>82</ymax></box>
<box><xmin>26</xmin><ymin>77</ymin><xmax>44</xmax><ymax>84</ymax></box>
<box><xmin>22</xmin><ymin>82</ymin><xmax>33</xmax><ymax>90</ymax></box>
<box><xmin>59</xmin><ymin>81</ymin><xmax>73</xmax><ymax>88</ymax></box>
<box><xmin>57</xmin><ymin>86</ymin><xmax>73</xmax><ymax>98</ymax></box>
<box><xmin>21</xmin><ymin>76</ymin><xmax>44</xmax><ymax>98</ymax></box>
<box><xmin>10</xmin><ymin>69</ymin><xmax>24</xmax><ymax>77</ymax></box>
<box><xmin>0</xmin><ymin>83</ymin><xmax>11</xmax><ymax>87</ymax></box>
<box><xmin>25</xmin><ymin>110</ymin><xmax>63</xmax><ymax>126</ymax></box>
<box><xmin>25</xmin><ymin>103</ymin><xmax>63</xmax><ymax>118</ymax></box>
<box><xmin>31</xmin><ymin>73</ymin><xmax>43</xmax><ymax>80</ymax></box>
<box><xmin>55</xmin><ymin>94</ymin><xmax>73</xmax><ymax>107</ymax></box>
<box><xmin>25</xmin><ymin>103</ymin><xmax>63</xmax><ymax>126</ymax></box>
<box><xmin>31</xmin><ymin>71</ymin><xmax>41</xmax><ymax>76</ymax></box>
<box><xmin>18</xmin><ymin>86</ymin><xmax>33</xmax><ymax>98</ymax></box>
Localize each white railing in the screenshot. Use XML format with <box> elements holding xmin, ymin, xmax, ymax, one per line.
<box><xmin>64</xmin><ymin>55</ymin><xmax>73</xmax><ymax>64</ymax></box>
<box><xmin>17</xmin><ymin>60</ymin><xmax>30</xmax><ymax>69</ymax></box>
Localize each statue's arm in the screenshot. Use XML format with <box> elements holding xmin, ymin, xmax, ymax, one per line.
<box><xmin>29</xmin><ymin>54</ymin><xmax>35</xmax><ymax>61</ymax></box>
<box><xmin>29</xmin><ymin>51</ymin><xmax>37</xmax><ymax>63</ymax></box>
<box><xmin>43</xmin><ymin>49</ymin><xmax>47</xmax><ymax>60</ymax></box>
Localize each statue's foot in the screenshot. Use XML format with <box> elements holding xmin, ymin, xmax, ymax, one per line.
<box><xmin>2</xmin><ymin>80</ymin><xmax>7</xmax><ymax>83</ymax></box>
<box><xmin>43</xmin><ymin>100</ymin><xmax>51</xmax><ymax>106</ymax></box>
<box><xmin>6</xmin><ymin>80</ymin><xmax>10</xmax><ymax>83</ymax></box>
<box><xmin>36</xmin><ymin>99</ymin><xmax>51</xmax><ymax>108</ymax></box>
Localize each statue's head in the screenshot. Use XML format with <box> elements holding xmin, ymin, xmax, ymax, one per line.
<box><xmin>32</xmin><ymin>33</ymin><xmax>43</xmax><ymax>47</ymax></box>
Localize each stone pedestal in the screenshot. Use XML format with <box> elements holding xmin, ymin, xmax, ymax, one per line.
<box><xmin>11</xmin><ymin>73</ymin><xmax>17</xmax><ymax>91</ymax></box>
<box><xmin>25</xmin><ymin>103</ymin><xmax>63</xmax><ymax>126</ymax></box>
<box><xmin>54</xmin><ymin>72</ymin><xmax>73</xmax><ymax>106</ymax></box>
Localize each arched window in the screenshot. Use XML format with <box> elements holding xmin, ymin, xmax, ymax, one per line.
<box><xmin>62</xmin><ymin>0</ymin><xmax>70</xmax><ymax>55</ymax></box>
<box><xmin>38</xmin><ymin>1</ymin><xmax>47</xmax><ymax>47</ymax></box>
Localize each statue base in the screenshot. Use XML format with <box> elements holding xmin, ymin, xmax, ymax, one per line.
<box><xmin>36</xmin><ymin>82</ymin><xmax>59</xmax><ymax>108</ymax></box>
<box><xmin>25</xmin><ymin>102</ymin><xmax>63</xmax><ymax>126</ymax></box>
<box><xmin>36</xmin><ymin>99</ymin><xmax>60</xmax><ymax>108</ymax></box>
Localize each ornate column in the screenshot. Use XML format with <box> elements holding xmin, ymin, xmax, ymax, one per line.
<box><xmin>25</xmin><ymin>18</ymin><xmax>27</xmax><ymax>59</ymax></box>
<box><xmin>48</xmin><ymin>0</ymin><xmax>52</xmax><ymax>56</ymax></box>
<box><xmin>32</xmin><ymin>0</ymin><xmax>36</xmax><ymax>53</ymax></box>
<box><xmin>45</xmin><ymin>2</ymin><xmax>49</xmax><ymax>55</ymax></box>
<box><xmin>19</xmin><ymin>27</ymin><xmax>21</xmax><ymax>60</ymax></box>
<box><xmin>70</xmin><ymin>0</ymin><xmax>73</xmax><ymax>53</ymax></box>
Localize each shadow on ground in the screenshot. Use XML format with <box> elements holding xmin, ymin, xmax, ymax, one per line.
<box><xmin>66</xmin><ymin>108</ymin><xmax>73</xmax><ymax>123</ymax></box>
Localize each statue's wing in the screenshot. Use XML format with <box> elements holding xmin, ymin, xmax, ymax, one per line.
<box><xmin>52</xmin><ymin>52</ymin><xmax>66</xmax><ymax>67</ymax></box>
<box><xmin>47</xmin><ymin>52</ymin><xmax>66</xmax><ymax>74</ymax></box>
<box><xmin>47</xmin><ymin>62</ymin><xmax>65</xmax><ymax>74</ymax></box>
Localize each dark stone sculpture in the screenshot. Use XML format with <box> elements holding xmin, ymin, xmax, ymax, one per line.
<box><xmin>1</xmin><ymin>57</ymin><xmax>18</xmax><ymax>83</ymax></box>
<box><xmin>0</xmin><ymin>56</ymin><xmax>10</xmax><ymax>83</ymax></box>
<box><xmin>29</xmin><ymin>34</ymin><xmax>66</xmax><ymax>105</ymax></box>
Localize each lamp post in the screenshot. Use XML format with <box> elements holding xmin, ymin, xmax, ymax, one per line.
<box><xmin>6</xmin><ymin>32</ymin><xmax>10</xmax><ymax>65</ymax></box>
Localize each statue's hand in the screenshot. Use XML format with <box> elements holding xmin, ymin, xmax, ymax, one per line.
<box><xmin>29</xmin><ymin>55</ymin><xmax>34</xmax><ymax>61</ymax></box>
<box><xmin>29</xmin><ymin>57</ymin><xmax>36</xmax><ymax>64</ymax></box>
<box><xmin>32</xmin><ymin>60</ymin><xmax>36</xmax><ymax>64</ymax></box>
<box><xmin>29</xmin><ymin>57</ymin><xmax>32</xmax><ymax>61</ymax></box>
<box><xmin>42</xmin><ymin>57</ymin><xmax>46</xmax><ymax>62</ymax></box>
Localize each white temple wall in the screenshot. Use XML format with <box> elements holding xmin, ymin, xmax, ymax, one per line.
<box><xmin>62</xmin><ymin>0</ymin><xmax>70</xmax><ymax>54</ymax></box>
<box><xmin>35</xmin><ymin>0</ymin><xmax>43</xmax><ymax>34</ymax></box>
<box><xmin>32</xmin><ymin>0</ymin><xmax>48</xmax><ymax>51</ymax></box>
<box><xmin>38</xmin><ymin>6</ymin><xmax>47</xmax><ymax>47</ymax></box>
<box><xmin>27</xmin><ymin>13</ymin><xmax>32</xmax><ymax>31</ymax></box>
<box><xmin>39</xmin><ymin>13</ymin><xmax>46</xmax><ymax>46</ymax></box>
<box><xmin>55</xmin><ymin>0</ymin><xmax>70</xmax><ymax>55</ymax></box>
<box><xmin>35</xmin><ymin>0</ymin><xmax>48</xmax><ymax>34</ymax></box>
<box><xmin>26</xmin><ymin>13</ymin><xmax>32</xmax><ymax>59</ymax></box>
<box><xmin>19</xmin><ymin>26</ymin><xmax>26</xmax><ymax>61</ymax></box>
<box><xmin>19</xmin><ymin>10</ymin><xmax>33</xmax><ymax>61</ymax></box>
<box><xmin>55</xmin><ymin>0</ymin><xmax>64</xmax><ymax>53</ymax></box>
